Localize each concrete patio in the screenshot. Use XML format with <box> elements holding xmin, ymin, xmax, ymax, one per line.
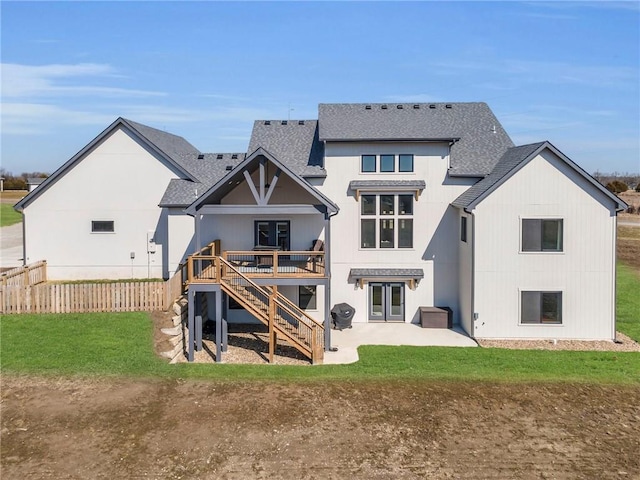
<box><xmin>323</xmin><ymin>322</ymin><xmax>478</xmax><ymax>365</ymax></box>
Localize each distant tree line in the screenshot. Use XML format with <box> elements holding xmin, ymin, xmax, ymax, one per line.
<box><xmin>592</xmin><ymin>172</ymin><xmax>640</xmax><ymax>194</ymax></box>
<box><xmin>0</xmin><ymin>169</ymin><xmax>49</xmax><ymax>190</ymax></box>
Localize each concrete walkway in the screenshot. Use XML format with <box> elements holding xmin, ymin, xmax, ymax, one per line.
<box><xmin>323</xmin><ymin>323</ymin><xmax>477</xmax><ymax>364</ymax></box>
<box><xmin>0</xmin><ymin>223</ymin><xmax>24</xmax><ymax>270</ymax></box>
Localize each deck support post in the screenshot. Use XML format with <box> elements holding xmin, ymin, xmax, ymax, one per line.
<box><xmin>187</xmin><ymin>288</ymin><xmax>196</xmax><ymax>362</ymax></box>
<box><xmin>215</xmin><ymin>290</ymin><xmax>222</xmax><ymax>363</ymax></box>
<box><xmin>268</xmin><ymin>286</ymin><xmax>277</xmax><ymax>363</ymax></box>
<box><xmin>324</xmin><ymin>212</ymin><xmax>332</xmax><ymax>351</ymax></box>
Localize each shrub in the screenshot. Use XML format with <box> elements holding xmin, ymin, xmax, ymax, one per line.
<box><xmin>606</xmin><ymin>180</ymin><xmax>629</xmax><ymax>194</ymax></box>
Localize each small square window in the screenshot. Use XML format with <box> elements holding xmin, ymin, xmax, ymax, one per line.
<box><xmin>380</xmin><ymin>154</ymin><xmax>395</xmax><ymax>172</ymax></box>
<box><xmin>361</xmin><ymin>195</ymin><xmax>376</xmax><ymax>215</ymax></box>
<box><xmin>298</xmin><ymin>286</ymin><xmax>317</xmax><ymax>310</ymax></box>
<box><xmin>398</xmin><ymin>195</ymin><xmax>413</xmax><ymax>215</ymax></box>
<box><xmin>399</xmin><ymin>154</ymin><xmax>413</xmax><ymax>172</ymax></box>
<box><xmin>92</xmin><ymin>221</ymin><xmax>114</xmax><ymax>233</ymax></box>
<box><xmin>362</xmin><ymin>155</ymin><xmax>376</xmax><ymax>173</ymax></box>
<box><xmin>380</xmin><ymin>195</ymin><xmax>394</xmax><ymax>215</ymax></box>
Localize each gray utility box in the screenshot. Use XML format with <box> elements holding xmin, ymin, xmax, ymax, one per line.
<box><xmin>420</xmin><ymin>307</ymin><xmax>452</xmax><ymax>329</ymax></box>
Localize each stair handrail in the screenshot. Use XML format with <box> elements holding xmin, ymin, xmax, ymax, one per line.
<box><xmin>218</xmin><ymin>257</ymin><xmax>324</xmax><ymax>359</ymax></box>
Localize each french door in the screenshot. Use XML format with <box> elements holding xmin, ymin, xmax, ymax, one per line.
<box><xmin>369</xmin><ymin>282</ymin><xmax>404</xmax><ymax>322</ymax></box>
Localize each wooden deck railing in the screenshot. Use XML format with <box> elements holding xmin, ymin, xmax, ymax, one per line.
<box><xmin>1</xmin><ymin>260</ymin><xmax>47</xmax><ymax>287</ymax></box>
<box><xmin>217</xmin><ymin>257</ymin><xmax>324</xmax><ymax>363</ymax></box>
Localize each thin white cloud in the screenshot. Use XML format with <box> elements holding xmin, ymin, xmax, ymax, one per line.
<box><xmin>1</xmin><ymin>63</ymin><xmax>165</xmax><ymax>98</ymax></box>
<box><xmin>431</xmin><ymin>58</ymin><xmax>637</xmax><ymax>88</ymax></box>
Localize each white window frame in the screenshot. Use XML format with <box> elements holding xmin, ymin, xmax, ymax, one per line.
<box><xmin>91</xmin><ymin>220</ymin><xmax>115</xmax><ymax>233</ymax></box>
<box><xmin>520</xmin><ymin>217</ymin><xmax>564</xmax><ymax>254</ymax></box>
<box><xmin>359</xmin><ymin>154</ymin><xmax>415</xmax><ymax>174</ymax></box>
<box><xmin>519</xmin><ymin>290</ymin><xmax>564</xmax><ymax>326</ymax></box>
<box><xmin>360</xmin><ymin>193</ymin><xmax>414</xmax><ymax>250</ymax></box>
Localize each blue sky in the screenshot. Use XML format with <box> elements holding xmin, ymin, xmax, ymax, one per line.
<box><xmin>2</xmin><ymin>1</ymin><xmax>639</xmax><ymax>175</ymax></box>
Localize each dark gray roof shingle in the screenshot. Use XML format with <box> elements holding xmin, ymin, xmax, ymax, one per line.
<box><xmin>452</xmin><ymin>142</ymin><xmax>546</xmax><ymax>210</ymax></box>
<box><xmin>248</xmin><ymin>120</ymin><xmax>326</xmax><ymax>177</ymax></box>
<box><xmin>348</xmin><ymin>268</ymin><xmax>424</xmax><ymax>279</ymax></box>
<box><xmin>158</xmin><ymin>153</ymin><xmax>246</xmax><ymax>206</ymax></box>
<box><xmin>318</xmin><ymin>103</ymin><xmax>514</xmax><ymax>176</ymax></box>
<box><xmin>349</xmin><ymin>180</ymin><xmax>426</xmax><ymax>190</ymax></box>
<box><xmin>122</xmin><ymin>119</ymin><xmax>203</xmax><ymax>178</ymax></box>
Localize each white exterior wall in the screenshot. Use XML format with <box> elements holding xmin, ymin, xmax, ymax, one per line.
<box><xmin>472</xmin><ymin>150</ymin><xmax>617</xmax><ymax>340</ymax></box>
<box><xmin>319</xmin><ymin>141</ymin><xmax>476</xmax><ymax>324</ymax></box>
<box><xmin>22</xmin><ymin>128</ymin><xmax>184</xmax><ymax>280</ymax></box>
<box><xmin>458</xmin><ymin>211</ymin><xmax>473</xmax><ymax>335</ymax></box>
<box><xmin>166</xmin><ymin>209</ymin><xmax>196</xmax><ymax>276</ymax></box>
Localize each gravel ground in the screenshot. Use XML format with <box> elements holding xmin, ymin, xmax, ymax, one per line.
<box><xmin>477</xmin><ymin>332</ymin><xmax>640</xmax><ymax>352</ymax></box>
<box><xmin>153</xmin><ymin>311</ymin><xmax>639</xmax><ymax>365</ymax></box>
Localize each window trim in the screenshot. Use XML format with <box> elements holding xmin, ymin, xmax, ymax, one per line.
<box><xmin>519</xmin><ymin>290</ymin><xmax>563</xmax><ymax>326</ymax></box>
<box><xmin>359</xmin><ymin>154</ymin><xmax>415</xmax><ymax>173</ymax></box>
<box><xmin>91</xmin><ymin>220</ymin><xmax>115</xmax><ymax>233</ymax></box>
<box><xmin>298</xmin><ymin>285</ymin><xmax>317</xmax><ymax>311</ymax></box>
<box><xmin>361</xmin><ymin>154</ymin><xmax>376</xmax><ymax>173</ymax></box>
<box><xmin>520</xmin><ymin>217</ymin><xmax>564</xmax><ymax>253</ymax></box>
<box><xmin>360</xmin><ymin>193</ymin><xmax>413</xmax><ymax>250</ymax></box>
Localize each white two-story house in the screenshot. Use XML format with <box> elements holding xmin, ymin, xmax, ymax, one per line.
<box><xmin>15</xmin><ymin>102</ymin><xmax>627</xmax><ymax>362</ymax></box>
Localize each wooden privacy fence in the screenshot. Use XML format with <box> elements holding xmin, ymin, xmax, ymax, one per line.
<box><xmin>0</xmin><ymin>261</ymin><xmax>186</xmax><ymax>314</ymax></box>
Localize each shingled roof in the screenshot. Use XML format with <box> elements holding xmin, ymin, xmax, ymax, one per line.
<box><xmin>452</xmin><ymin>141</ymin><xmax>628</xmax><ymax>211</ymax></box>
<box><xmin>318</xmin><ymin>103</ymin><xmax>514</xmax><ymax>176</ymax></box>
<box><xmin>248</xmin><ymin>120</ymin><xmax>326</xmax><ymax>178</ymax></box>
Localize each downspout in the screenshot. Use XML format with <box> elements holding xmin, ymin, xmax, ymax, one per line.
<box><xmin>324</xmin><ymin>209</ymin><xmax>339</xmax><ymax>351</ymax></box>
<box><xmin>21</xmin><ymin>211</ymin><xmax>27</xmax><ymax>266</ymax></box>
<box><xmin>611</xmin><ymin>214</ymin><xmax>618</xmax><ymax>341</ymax></box>
<box><xmin>465</xmin><ymin>208</ymin><xmax>476</xmax><ymax>338</ymax></box>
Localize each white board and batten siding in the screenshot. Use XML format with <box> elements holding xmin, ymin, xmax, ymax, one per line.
<box><xmin>319</xmin><ymin>141</ymin><xmax>476</xmax><ymax>325</ymax></box>
<box><xmin>22</xmin><ymin>127</ymin><xmax>184</xmax><ymax>281</ymax></box>
<box><xmin>471</xmin><ymin>150</ymin><xmax>618</xmax><ymax>340</ymax></box>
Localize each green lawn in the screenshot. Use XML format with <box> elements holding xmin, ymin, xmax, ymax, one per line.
<box><xmin>617</xmin><ymin>262</ymin><xmax>640</xmax><ymax>342</ymax></box>
<box><xmin>2</xmin><ymin>261</ymin><xmax>638</xmax><ymax>384</ymax></box>
<box><xmin>1</xmin><ymin>310</ymin><xmax>638</xmax><ymax>385</ymax></box>
<box><xmin>0</xmin><ymin>203</ymin><xmax>22</xmax><ymax>227</ymax></box>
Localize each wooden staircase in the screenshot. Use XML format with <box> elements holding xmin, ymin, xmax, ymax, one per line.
<box><xmin>217</xmin><ymin>257</ymin><xmax>325</xmax><ymax>364</ymax></box>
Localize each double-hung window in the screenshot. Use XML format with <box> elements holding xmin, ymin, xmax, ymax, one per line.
<box><xmin>522</xmin><ymin>219</ymin><xmax>563</xmax><ymax>252</ymax></box>
<box><xmin>361</xmin><ymin>194</ymin><xmax>413</xmax><ymax>249</ymax></box>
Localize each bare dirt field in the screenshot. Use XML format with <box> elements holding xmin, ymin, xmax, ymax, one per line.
<box><xmin>2</xmin><ymin>376</ymin><xmax>639</xmax><ymax>479</ymax></box>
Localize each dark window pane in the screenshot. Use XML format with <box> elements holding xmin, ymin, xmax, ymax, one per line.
<box><xmin>91</xmin><ymin>221</ymin><xmax>114</xmax><ymax>232</ymax></box>
<box><xmin>362</xmin><ymin>155</ymin><xmax>376</xmax><ymax>172</ymax></box>
<box><xmin>399</xmin><ymin>154</ymin><xmax>413</xmax><ymax>172</ymax></box>
<box><xmin>380</xmin><ymin>154</ymin><xmax>395</xmax><ymax>172</ymax></box>
<box><xmin>521</xmin><ymin>291</ymin><xmax>562</xmax><ymax>324</ymax></box>
<box><xmin>361</xmin><ymin>219</ymin><xmax>375</xmax><ymax>248</ymax></box>
<box><xmin>299</xmin><ymin>286</ymin><xmax>317</xmax><ymax>310</ymax></box>
<box><xmin>522</xmin><ymin>219</ymin><xmax>541</xmax><ymax>251</ymax></box>
<box><xmin>380</xmin><ymin>195</ymin><xmax>394</xmax><ymax>215</ymax></box>
<box><xmin>399</xmin><ymin>219</ymin><xmax>413</xmax><ymax>248</ymax></box>
<box><xmin>461</xmin><ymin>216</ymin><xmax>467</xmax><ymax>242</ymax></box>
<box><xmin>521</xmin><ymin>291</ymin><xmax>540</xmax><ymax>324</ymax></box>
<box><xmin>380</xmin><ymin>219</ymin><xmax>394</xmax><ymax>248</ymax></box>
<box><xmin>542</xmin><ymin>220</ymin><xmax>563</xmax><ymax>251</ymax></box>
<box><xmin>398</xmin><ymin>195</ymin><xmax>412</xmax><ymax>215</ymax></box>
<box><xmin>361</xmin><ymin>195</ymin><xmax>376</xmax><ymax>215</ymax></box>
<box><xmin>541</xmin><ymin>292</ymin><xmax>562</xmax><ymax>323</ymax></box>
